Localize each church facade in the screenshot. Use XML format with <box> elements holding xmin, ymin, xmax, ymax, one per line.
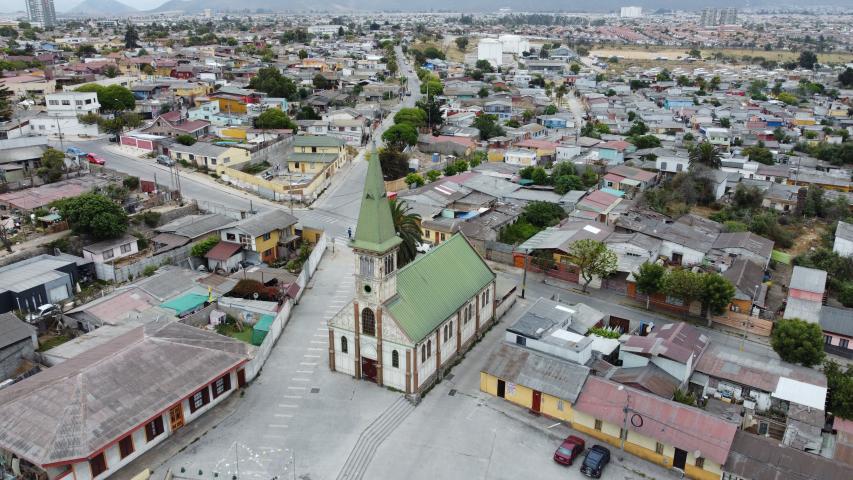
<box><xmin>328</xmin><ymin>151</ymin><xmax>497</xmax><ymax>395</ymax></box>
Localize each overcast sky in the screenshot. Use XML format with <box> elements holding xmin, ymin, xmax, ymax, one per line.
<box><xmin>3</xmin><ymin>0</ymin><xmax>166</xmax><ymax>13</ymax></box>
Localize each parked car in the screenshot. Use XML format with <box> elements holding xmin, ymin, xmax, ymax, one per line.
<box><xmin>156</xmin><ymin>154</ymin><xmax>175</xmax><ymax>166</ymax></box>
<box><xmin>86</xmin><ymin>153</ymin><xmax>106</xmax><ymax>165</ymax></box>
<box><xmin>553</xmin><ymin>435</ymin><xmax>585</xmax><ymax>465</ymax></box>
<box><xmin>580</xmin><ymin>445</ymin><xmax>611</xmax><ymax>478</ymax></box>
<box><xmin>416</xmin><ymin>242</ymin><xmax>431</xmax><ymax>254</ymax></box>
<box><xmin>26</xmin><ymin>304</ymin><xmax>58</xmax><ymax>323</ymax></box>
<box><xmin>65</xmin><ymin>146</ymin><xmax>86</xmax><ymax>157</ymax></box>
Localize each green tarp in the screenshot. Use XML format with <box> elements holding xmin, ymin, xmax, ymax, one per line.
<box><xmin>160</xmin><ymin>293</ymin><xmax>209</xmax><ymax>316</ymax></box>
<box><xmin>252</xmin><ymin>314</ymin><xmax>275</xmax><ymax>346</ymax></box>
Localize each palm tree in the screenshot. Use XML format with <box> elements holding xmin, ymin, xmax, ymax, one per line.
<box><xmin>688</xmin><ymin>141</ymin><xmax>721</xmax><ymax>169</ymax></box>
<box><xmin>555</xmin><ymin>84</ymin><xmax>567</xmax><ymax>107</ymax></box>
<box><xmin>389</xmin><ymin>199</ymin><xmax>422</xmax><ymax>267</ymax></box>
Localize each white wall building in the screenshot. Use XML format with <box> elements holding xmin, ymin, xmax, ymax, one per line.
<box><xmin>834</xmin><ymin>221</ymin><xmax>853</xmax><ymax>258</ymax></box>
<box><xmin>29</xmin><ymin>91</ymin><xmax>100</xmax><ymax>137</ymax></box>
<box><xmin>477</xmin><ymin>38</ymin><xmax>503</xmax><ymax>67</ymax></box>
<box><xmin>620</xmin><ymin>6</ymin><xmax>642</xmax><ymax>18</ymax></box>
<box><xmin>498</xmin><ymin>34</ymin><xmax>529</xmax><ymax>55</ymax></box>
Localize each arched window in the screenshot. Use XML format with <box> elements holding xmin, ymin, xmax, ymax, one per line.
<box><xmin>421</xmin><ymin>344</ymin><xmax>426</xmax><ymax>362</ymax></box>
<box><xmin>449</xmin><ymin>321</ymin><xmax>453</xmax><ymax>339</ymax></box>
<box><xmin>341</xmin><ymin>336</ymin><xmax>348</xmax><ymax>354</ymax></box>
<box><xmin>392</xmin><ymin>350</ymin><xmax>399</xmax><ymax>368</ymax></box>
<box><xmin>427</xmin><ymin>339</ymin><xmax>432</xmax><ymax>358</ymax></box>
<box><xmin>361</xmin><ymin>308</ymin><xmax>376</xmax><ymax>336</ymax></box>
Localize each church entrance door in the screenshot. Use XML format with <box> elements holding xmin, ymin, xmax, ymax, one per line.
<box><xmin>361</xmin><ymin>357</ymin><xmax>378</xmax><ymax>383</ymax></box>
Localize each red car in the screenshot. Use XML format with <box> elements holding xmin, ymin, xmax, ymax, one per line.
<box><xmin>554</xmin><ymin>435</ymin><xmax>585</xmax><ymax>465</ymax></box>
<box><xmin>86</xmin><ymin>153</ymin><xmax>106</xmax><ymax>165</ymax></box>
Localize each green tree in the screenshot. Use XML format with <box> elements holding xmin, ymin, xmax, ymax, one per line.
<box><xmin>389</xmin><ymin>199</ymin><xmax>422</xmax><ymax>267</ymax></box>
<box><xmin>732</xmin><ymin>184</ymin><xmax>764</xmax><ymax>209</ymax></box>
<box><xmin>634</xmin><ymin>262</ymin><xmax>666</xmax><ymax>309</ymax></box>
<box><xmin>568</xmin><ymin>239</ymin><xmax>617</xmax><ymax>292</ymax></box>
<box><xmin>295</xmin><ymin>106</ymin><xmax>320</xmax><ymax>120</ymax></box>
<box><xmin>0</xmin><ymin>83</ymin><xmax>13</xmax><ymax>122</ymax></box>
<box><xmin>298</xmin><ymin>49</ymin><xmax>308</xmax><ymax>59</ymax></box>
<box><xmin>191</xmin><ymin>236</ymin><xmax>220</xmax><ymax>257</ymax></box>
<box><xmin>743</xmin><ymin>145</ymin><xmax>774</xmax><ymax>165</ymax></box>
<box><xmin>455</xmin><ymin>36</ymin><xmax>469</xmax><ymax>51</ymax></box>
<box><xmin>378</xmin><ymin>148</ymin><xmax>410</xmax><ymax>180</ymax></box>
<box><xmin>478</xmin><ymin>87</ymin><xmax>489</xmax><ymax>98</ymax></box>
<box><xmin>313</xmin><ymin>73</ymin><xmax>332</xmax><ymax>90</ymax></box>
<box><xmin>628</xmin><ymin>121</ymin><xmax>648</xmax><ymax>137</ymax></box>
<box><xmin>53</xmin><ymin>193</ymin><xmax>129</xmax><ymax>240</ymax></box>
<box><xmin>382</xmin><ymin>123</ymin><xmax>418</xmax><ymax>150</ymax></box>
<box><xmin>175</xmin><ymin>134</ymin><xmax>197</xmax><ymax>146</ymax></box>
<box><xmin>770</xmin><ymin>318</ymin><xmax>826</xmax><ymax>367</ymax></box>
<box><xmin>76</xmin><ymin>44</ymin><xmax>98</xmax><ymax>57</ymax></box>
<box><xmin>523</xmin><ymin>201</ymin><xmax>566</xmax><ymax>228</ymax></box>
<box><xmin>570</xmin><ymin>63</ymin><xmax>580</xmax><ymax>74</ymax></box>
<box><xmin>249</xmin><ymin>67</ymin><xmax>298</xmax><ymax>100</ymax></box>
<box><xmin>839</xmin><ymin>68</ymin><xmax>853</xmax><ymax>88</ymax></box>
<box><xmin>475</xmin><ymin>59</ymin><xmax>494</xmax><ymax>73</ymax></box>
<box><xmin>426</xmin><ymin>170</ymin><xmax>441</xmax><ymax>182</ymax></box>
<box><xmin>37</xmin><ymin>148</ymin><xmax>65</xmax><ymax>183</ymax></box>
<box><xmin>777</xmin><ymin>92</ymin><xmax>799</xmax><ymax>105</ymax></box>
<box><xmin>254</xmin><ymin>108</ymin><xmax>297</xmax><ymax>130</ymax></box>
<box><xmin>700</xmin><ymin>273</ymin><xmax>736</xmax><ymax>323</ymax></box>
<box><xmin>124</xmin><ymin>24</ymin><xmax>140</xmax><ymax>49</ymax></box>
<box><xmin>543</xmin><ymin>104</ymin><xmax>558</xmax><ymax>115</ymax></box>
<box><xmin>662</xmin><ymin>268</ymin><xmax>704</xmax><ymax>310</ymax></box>
<box><xmin>631</xmin><ymin>135</ymin><xmax>661</xmax><ymax>149</ymax></box>
<box><xmin>76</xmin><ymin>84</ymin><xmax>136</xmax><ymax>111</ymax></box>
<box><xmin>103</xmin><ymin>65</ymin><xmax>119</xmax><ymax>78</ymax></box>
<box><xmin>472</xmin><ymin>114</ymin><xmax>505</xmax><ymax>141</ymax></box>
<box><xmin>404</xmin><ymin>173</ymin><xmax>424</xmax><ymax>188</ymax></box>
<box><xmin>420</xmin><ymin>78</ymin><xmax>443</xmax><ymax>96</ymax></box>
<box><xmin>798</xmin><ymin>50</ymin><xmax>818</xmax><ymax>70</ymax></box>
<box><xmin>824</xmin><ymin>360</ymin><xmax>853</xmax><ymax>419</ymax></box>
<box><xmin>394</xmin><ymin>107</ymin><xmax>427</xmax><ymax>128</ymax></box>
<box><xmin>553</xmin><ymin>175</ymin><xmax>583</xmax><ymax>194</ymax></box>
<box><xmin>688</xmin><ymin>142</ymin><xmax>721</xmax><ymax>169</ymax></box>
<box><xmin>97</xmin><ymin>111</ymin><xmax>142</xmax><ymax>137</ymax></box>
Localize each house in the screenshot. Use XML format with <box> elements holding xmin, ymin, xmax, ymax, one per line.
<box><xmin>0</xmin><ymin>253</ymin><xmax>91</xmax><ymax>315</ymax></box>
<box><xmin>575</xmin><ymin>190</ymin><xmax>623</xmax><ymax>224</ymax></box>
<box><xmin>595</xmin><ymin>140</ymin><xmax>634</xmax><ymax>165</ymax></box>
<box><xmin>656</xmin><ymin>155</ymin><xmax>689</xmax><ymax>174</ymax></box>
<box><xmin>603</xmin><ymin>165</ymin><xmax>657</xmax><ymax>194</ymax></box>
<box><xmin>28</xmin><ymin>91</ymin><xmax>100</xmax><ymax>137</ymax></box>
<box><xmin>483</xmin><ymin>101</ymin><xmax>513</xmax><ymax>121</ymax></box>
<box><xmin>762</xmin><ymin>183</ymin><xmax>800</xmax><ymax>212</ymax></box>
<box><xmin>328</xmin><ymin>151</ymin><xmax>497</xmax><ymax>395</ymax></box>
<box><xmin>0</xmin><ymin>322</ymin><xmax>253</xmax><ymax>480</ymax></box>
<box><xmin>504</xmin><ymin>149</ymin><xmax>537</xmax><ymax>166</ymax></box>
<box><xmin>219</xmin><ymin>210</ymin><xmax>299</xmax><ymax>264</ymax></box>
<box><xmin>833</xmin><ymin>221</ymin><xmax>853</xmax><ymax>258</ymax></box>
<box><xmin>704</xmin><ymin>128</ymin><xmax>731</xmax><ymax>149</ymax></box>
<box><xmin>722</xmin><ymin>430</ymin><xmax>853</xmax><ymax>480</ymax></box>
<box><xmin>605</xmin><ymin>232</ymin><xmax>662</xmax><ymax>277</ymax></box>
<box><xmin>722</xmin><ymin>258</ymin><xmax>768</xmax><ymax>315</ymax></box>
<box><xmin>205</xmin><ymin>241</ymin><xmax>243</xmax><ymax>273</ymax></box>
<box><xmin>152</xmin><ymin>214</ymin><xmax>235</xmax><ymax>253</ymax></box>
<box><xmin>168</xmin><ymin>142</ymin><xmax>251</xmax><ymax>169</ymax></box>
<box><xmin>82</xmin><ymin>234</ymin><xmax>139</xmax><ymax>264</ymax></box>
<box><xmin>620</xmin><ymin>322</ymin><xmax>709</xmax><ymax>386</ymax></box>
<box><xmin>782</xmin><ymin>266</ymin><xmax>826</xmax><ymax>323</ymax></box>
<box><xmin>0</xmin><ymin>313</ymin><xmax>36</xmax><ymax>380</ymax></box>
<box><xmin>142</xmin><ymin>111</ymin><xmax>210</xmax><ymax>139</ymax></box>
<box><xmin>712</xmin><ymin>232</ymin><xmax>774</xmax><ymax>269</ymax></box>
<box><xmin>820</xmin><ymin>306</ymin><xmax>853</xmax><ymax>358</ymax></box>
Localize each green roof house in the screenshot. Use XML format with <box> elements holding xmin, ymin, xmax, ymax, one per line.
<box><xmin>329</xmin><ymin>149</ymin><xmax>497</xmax><ymax>396</ymax></box>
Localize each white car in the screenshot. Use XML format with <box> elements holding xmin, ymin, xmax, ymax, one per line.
<box><xmin>26</xmin><ymin>304</ymin><xmax>58</xmax><ymax>323</ymax></box>
<box><xmin>416</xmin><ymin>242</ymin><xmax>431</xmax><ymax>254</ymax></box>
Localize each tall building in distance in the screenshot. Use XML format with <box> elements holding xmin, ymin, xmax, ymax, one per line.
<box><xmin>25</xmin><ymin>0</ymin><xmax>56</xmax><ymax>28</ymax></box>
<box><xmin>700</xmin><ymin>7</ymin><xmax>738</xmax><ymax>27</ymax></box>
<box><xmin>620</xmin><ymin>6</ymin><xmax>643</xmax><ymax>18</ymax></box>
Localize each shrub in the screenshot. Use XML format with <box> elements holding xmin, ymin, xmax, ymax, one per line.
<box><xmin>176</xmin><ymin>134</ymin><xmax>197</xmax><ymax>146</ymax></box>
<box><xmin>122</xmin><ymin>176</ymin><xmax>140</xmax><ymax>190</ymax></box>
<box><xmin>229</xmin><ymin>279</ymin><xmax>281</xmax><ymax>301</ymax></box>
<box><xmin>191</xmin><ymin>236</ymin><xmax>220</xmax><ymax>257</ymax></box>
<box><xmin>143</xmin><ymin>264</ymin><xmax>158</xmax><ymax>277</ymax></box>
<box><xmin>139</xmin><ymin>211</ymin><xmax>161</xmax><ymax>228</ymax></box>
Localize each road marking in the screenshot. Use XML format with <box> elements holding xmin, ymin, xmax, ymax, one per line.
<box><xmin>307</xmin><ymin>347</ymin><xmax>323</xmax><ymax>351</ymax></box>
<box><xmin>317</xmin><ymin>327</ymin><xmax>327</xmax><ymax>331</ymax></box>
<box><xmin>547</xmin><ymin>422</ymin><xmax>562</xmax><ymax>429</ymax></box>
<box><xmin>269</xmin><ymin>424</ymin><xmax>289</xmax><ymax>428</ymax></box>
<box><xmin>278</xmin><ymin>404</ymin><xmax>299</xmax><ymax>408</ymax></box>
<box><xmin>288</xmin><ymin>386</ymin><xmax>307</xmax><ymax>390</ymax></box>
<box><xmin>314</xmin><ymin>333</ymin><xmax>326</xmax><ymax>337</ymax></box>
<box><xmin>310</xmin><ymin>340</ymin><xmax>325</xmax><ymax>344</ymax></box>
<box><xmin>300</xmin><ymin>362</ymin><xmax>318</xmax><ymax>366</ymax></box>
<box><xmin>275</xmin><ymin>413</ymin><xmax>294</xmax><ymax>418</ymax></box>
<box><xmin>303</xmin><ymin>354</ymin><xmax>321</xmax><ymax>358</ymax></box>
<box><xmin>296</xmin><ymin>370</ymin><xmax>313</xmax><ymax>373</ymax></box>
<box><xmin>292</xmin><ymin>377</ymin><xmax>310</xmax><ymax>382</ymax></box>
<box><xmin>262</xmin><ymin>434</ymin><xmax>286</xmax><ymax>439</ymax></box>
<box><xmin>282</xmin><ymin>394</ymin><xmax>302</xmax><ymax>399</ymax></box>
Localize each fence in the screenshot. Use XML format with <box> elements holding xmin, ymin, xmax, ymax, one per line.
<box><xmin>243</xmin><ymin>234</ymin><xmax>327</xmax><ymax>380</ymax></box>
<box><xmin>495</xmin><ymin>285</ymin><xmax>518</xmax><ymax>319</ymax></box>
<box><xmin>94</xmin><ymin>244</ymin><xmax>194</xmax><ymax>283</ymax></box>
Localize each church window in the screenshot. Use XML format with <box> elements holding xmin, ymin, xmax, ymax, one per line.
<box><xmin>391</xmin><ymin>350</ymin><xmax>399</xmax><ymax>368</ymax></box>
<box><xmin>341</xmin><ymin>336</ymin><xmax>348</xmax><ymax>353</ymax></box>
<box><xmin>361</xmin><ymin>308</ymin><xmax>376</xmax><ymax>336</ymax></box>
<box><xmin>384</xmin><ymin>254</ymin><xmax>395</xmax><ymax>275</ymax></box>
<box><xmin>427</xmin><ymin>339</ymin><xmax>432</xmax><ymax>358</ymax></box>
<box><xmin>359</xmin><ymin>256</ymin><xmax>374</xmax><ymax>277</ymax></box>
<box><xmin>421</xmin><ymin>344</ymin><xmax>426</xmax><ymax>362</ymax></box>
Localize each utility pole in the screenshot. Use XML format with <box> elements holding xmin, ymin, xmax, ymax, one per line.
<box><xmin>521</xmin><ymin>248</ymin><xmax>529</xmax><ymax>299</ymax></box>
<box><xmin>741</xmin><ymin>285</ymin><xmax>759</xmax><ymax>352</ymax></box>
<box><xmin>619</xmin><ymin>386</ymin><xmax>630</xmax><ymax>452</ymax></box>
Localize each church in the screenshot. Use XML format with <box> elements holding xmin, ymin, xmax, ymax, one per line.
<box><xmin>328</xmin><ymin>150</ymin><xmax>497</xmax><ymax>395</ymax></box>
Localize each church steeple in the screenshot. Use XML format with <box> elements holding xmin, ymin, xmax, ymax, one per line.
<box><xmin>352</xmin><ymin>148</ymin><xmax>402</xmax><ymax>254</ymax></box>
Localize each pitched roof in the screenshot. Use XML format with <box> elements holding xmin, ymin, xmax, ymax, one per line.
<box><xmin>232</xmin><ymin>210</ymin><xmax>298</xmax><ymax>237</ymax></box>
<box><xmin>385</xmin><ymin>234</ymin><xmax>494</xmax><ymax>342</ymax></box>
<box><xmin>574</xmin><ymin>376</ymin><xmax>738</xmax><ymax>465</ymax></box>
<box><xmin>482</xmin><ymin>343</ymin><xmax>590</xmax><ymax>403</ymax></box>
<box><xmin>694</xmin><ymin>343</ymin><xmax>826</xmax><ymax>393</ymax></box>
<box><xmin>713</xmin><ymin>231</ymin><xmax>774</xmax><ymax>260</ymax></box>
<box><xmin>820</xmin><ymin>306</ymin><xmax>853</xmax><ymax>337</ymax></box>
<box><xmin>205</xmin><ymin>241</ymin><xmax>242</xmax><ymax>261</ymax></box>
<box><xmin>789</xmin><ymin>266</ymin><xmax>827</xmax><ymax>294</ymax></box>
<box><xmin>292</xmin><ymin>135</ymin><xmax>345</xmax><ymax>148</ymax></box>
<box><xmin>723</xmin><ymin>430</ymin><xmax>853</xmax><ymax>480</ymax></box>
<box><xmin>0</xmin><ymin>322</ymin><xmax>253</xmax><ymax>467</ymax></box>
<box><xmin>157</xmin><ymin>213</ymin><xmax>235</xmax><ymax>239</ymax></box>
<box><xmin>0</xmin><ymin>313</ymin><xmax>34</xmax><ymax>350</ymax></box>
<box><xmin>622</xmin><ymin>322</ymin><xmax>709</xmax><ymax>364</ymax></box>
<box><xmin>352</xmin><ymin>149</ymin><xmax>402</xmax><ymax>253</ymax></box>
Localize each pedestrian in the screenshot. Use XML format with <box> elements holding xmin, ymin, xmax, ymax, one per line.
<box><xmin>347</xmin><ymin>227</ymin><xmax>352</xmax><ymax>239</ymax></box>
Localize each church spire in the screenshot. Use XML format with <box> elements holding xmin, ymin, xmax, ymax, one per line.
<box><xmin>351</xmin><ymin>148</ymin><xmax>402</xmax><ymax>254</ymax></box>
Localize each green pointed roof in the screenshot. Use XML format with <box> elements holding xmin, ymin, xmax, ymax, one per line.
<box><xmin>351</xmin><ymin>149</ymin><xmax>402</xmax><ymax>253</ymax></box>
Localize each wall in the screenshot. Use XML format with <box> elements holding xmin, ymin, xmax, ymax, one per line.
<box><xmin>93</xmin><ymin>244</ymin><xmax>193</xmax><ymax>283</ymax></box>
<box><xmin>480</xmin><ymin>372</ymin><xmax>533</xmax><ymax>409</ymax></box>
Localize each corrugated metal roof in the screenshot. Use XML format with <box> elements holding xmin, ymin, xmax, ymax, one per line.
<box><xmin>789</xmin><ymin>266</ymin><xmax>827</xmax><ymax>294</ymax></box>
<box><xmin>385</xmin><ymin>234</ymin><xmax>494</xmax><ymax>342</ymax></box>
<box><xmin>0</xmin><ymin>312</ymin><xmax>33</xmax><ymax>350</ymax></box>
<box><xmin>723</xmin><ymin>430</ymin><xmax>853</xmax><ymax>480</ymax></box>
<box><xmin>574</xmin><ymin>376</ymin><xmax>738</xmax><ymax>465</ymax></box>
<box><xmin>0</xmin><ymin>322</ymin><xmax>253</xmax><ymax>466</ymax></box>
<box><xmin>482</xmin><ymin>343</ymin><xmax>590</xmax><ymax>403</ymax></box>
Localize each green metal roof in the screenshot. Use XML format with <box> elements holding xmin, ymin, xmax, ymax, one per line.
<box><xmin>351</xmin><ymin>149</ymin><xmax>402</xmax><ymax>253</ymax></box>
<box><xmin>160</xmin><ymin>293</ymin><xmax>208</xmax><ymax>315</ymax></box>
<box><xmin>288</xmin><ymin>152</ymin><xmax>339</xmax><ymax>164</ymax></box>
<box><xmin>293</xmin><ymin>135</ymin><xmax>345</xmax><ymax>147</ymax></box>
<box><xmin>386</xmin><ymin>234</ymin><xmax>495</xmax><ymax>342</ymax></box>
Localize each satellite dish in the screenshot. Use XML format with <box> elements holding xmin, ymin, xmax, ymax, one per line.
<box><xmin>253</xmin><ymin>292</ymin><xmax>259</xmax><ymax>299</ymax></box>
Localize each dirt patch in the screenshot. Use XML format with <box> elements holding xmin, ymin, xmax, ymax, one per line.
<box><xmin>785</xmin><ymin>221</ymin><xmax>827</xmax><ymax>258</ymax></box>
<box><xmin>591</xmin><ymin>44</ymin><xmax>853</xmax><ymax>64</ymax></box>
